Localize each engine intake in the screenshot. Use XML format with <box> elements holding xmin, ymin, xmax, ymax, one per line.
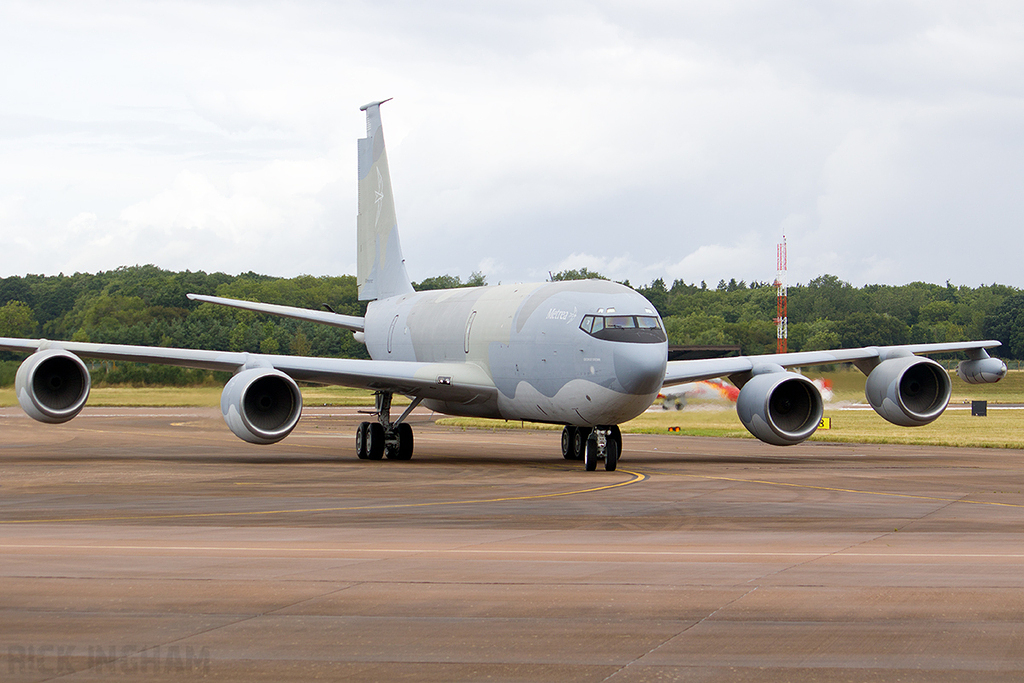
<box><xmin>221</xmin><ymin>368</ymin><xmax>302</xmax><ymax>444</ymax></box>
<box><xmin>865</xmin><ymin>356</ymin><xmax>950</xmax><ymax>427</ymax></box>
<box><xmin>736</xmin><ymin>370</ymin><xmax>823</xmax><ymax>446</ymax></box>
<box><xmin>15</xmin><ymin>349</ymin><xmax>91</xmax><ymax>424</ymax></box>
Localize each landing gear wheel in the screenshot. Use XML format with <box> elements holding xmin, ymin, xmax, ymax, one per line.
<box><xmin>561</xmin><ymin>426</ymin><xmax>576</xmax><ymax>460</ymax></box>
<box><xmin>572</xmin><ymin>428</ymin><xmax>588</xmax><ymax>461</ymax></box>
<box><xmin>609</xmin><ymin>425</ymin><xmax>622</xmax><ymax>460</ymax></box>
<box><xmin>604</xmin><ymin>437</ymin><xmax>619</xmax><ymax>471</ymax></box>
<box><xmin>365</xmin><ymin>422</ymin><xmax>385</xmax><ymax>460</ymax></box>
<box><xmin>584</xmin><ymin>437</ymin><xmax>598</xmax><ymax>471</ymax></box>
<box><xmin>354</xmin><ymin>421</ymin><xmax>370</xmax><ymax>458</ymax></box>
<box><xmin>388</xmin><ymin>422</ymin><xmax>414</xmax><ymax>460</ymax></box>
<box><xmin>356</xmin><ymin>421</ymin><xmax>368</xmax><ymax>458</ymax></box>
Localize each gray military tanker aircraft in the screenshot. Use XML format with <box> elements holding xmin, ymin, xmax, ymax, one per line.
<box><xmin>0</xmin><ymin>101</ymin><xmax>1009</xmax><ymax>471</ymax></box>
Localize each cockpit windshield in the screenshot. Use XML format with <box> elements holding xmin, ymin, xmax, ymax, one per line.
<box><xmin>579</xmin><ymin>314</ymin><xmax>667</xmax><ymax>343</ymax></box>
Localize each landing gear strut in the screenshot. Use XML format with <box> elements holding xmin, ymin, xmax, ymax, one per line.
<box><xmin>561</xmin><ymin>425</ymin><xmax>621</xmax><ymax>471</ymax></box>
<box><xmin>355</xmin><ymin>391</ymin><xmax>421</xmax><ymax>461</ymax></box>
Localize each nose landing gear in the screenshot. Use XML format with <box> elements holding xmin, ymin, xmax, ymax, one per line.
<box><xmin>560</xmin><ymin>425</ymin><xmax>622</xmax><ymax>471</ymax></box>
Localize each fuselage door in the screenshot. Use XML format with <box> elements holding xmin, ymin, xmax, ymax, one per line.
<box><xmin>387</xmin><ymin>314</ymin><xmax>400</xmax><ymax>354</ymax></box>
<box><xmin>465</xmin><ymin>310</ymin><xmax>477</xmax><ymax>354</ymax></box>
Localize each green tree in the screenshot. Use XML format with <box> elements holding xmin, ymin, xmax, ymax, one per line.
<box><xmin>835</xmin><ymin>312</ymin><xmax>909</xmax><ymax>348</ymax></box>
<box><xmin>0</xmin><ymin>300</ymin><xmax>36</xmax><ymax>337</ymax></box>
<box><xmin>985</xmin><ymin>292</ymin><xmax>1024</xmax><ymax>359</ymax></box>
<box><xmin>414</xmin><ymin>274</ymin><xmax>463</xmax><ymax>291</ymax></box>
<box><xmin>550</xmin><ymin>268</ymin><xmax>606</xmax><ymax>281</ymax></box>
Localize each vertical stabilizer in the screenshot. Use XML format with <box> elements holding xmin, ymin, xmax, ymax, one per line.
<box><xmin>357</xmin><ymin>99</ymin><xmax>414</xmax><ymax>301</ymax></box>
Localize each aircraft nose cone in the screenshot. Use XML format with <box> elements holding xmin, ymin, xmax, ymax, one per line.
<box><xmin>613</xmin><ymin>343</ymin><xmax>667</xmax><ymax>396</ymax></box>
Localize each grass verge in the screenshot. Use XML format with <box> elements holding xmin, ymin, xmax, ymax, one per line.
<box><xmin>0</xmin><ymin>369</ymin><xmax>1019</xmax><ymax>448</ymax></box>
<box><xmin>437</xmin><ymin>404</ymin><xmax>1024</xmax><ymax>450</ymax></box>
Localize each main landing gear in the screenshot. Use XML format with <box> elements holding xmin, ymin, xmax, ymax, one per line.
<box><xmin>355</xmin><ymin>391</ymin><xmax>422</xmax><ymax>461</ymax></box>
<box><xmin>560</xmin><ymin>425</ymin><xmax>622</xmax><ymax>471</ymax></box>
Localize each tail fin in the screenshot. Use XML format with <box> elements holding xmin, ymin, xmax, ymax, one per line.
<box><xmin>357</xmin><ymin>99</ymin><xmax>414</xmax><ymax>301</ymax></box>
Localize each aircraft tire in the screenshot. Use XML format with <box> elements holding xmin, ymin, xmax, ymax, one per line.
<box><xmin>604</xmin><ymin>438</ymin><xmax>619</xmax><ymax>472</ymax></box>
<box><xmin>355</xmin><ymin>422</ymin><xmax>370</xmax><ymax>459</ymax></box>
<box><xmin>584</xmin><ymin>437</ymin><xmax>598</xmax><ymax>471</ymax></box>
<box><xmin>561</xmin><ymin>426</ymin><xmax>576</xmax><ymax>460</ymax></box>
<box><xmin>390</xmin><ymin>423</ymin><xmax>414</xmax><ymax>461</ymax></box>
<box><xmin>609</xmin><ymin>425</ymin><xmax>622</xmax><ymax>459</ymax></box>
<box><xmin>572</xmin><ymin>428</ymin><xmax>588</xmax><ymax>461</ymax></box>
<box><xmin>366</xmin><ymin>423</ymin><xmax>385</xmax><ymax>460</ymax></box>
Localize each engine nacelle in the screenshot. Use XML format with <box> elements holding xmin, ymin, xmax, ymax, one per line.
<box><xmin>736</xmin><ymin>370</ymin><xmax>823</xmax><ymax>446</ymax></box>
<box><xmin>956</xmin><ymin>357</ymin><xmax>1007</xmax><ymax>385</ymax></box>
<box><xmin>865</xmin><ymin>356</ymin><xmax>950</xmax><ymax>427</ymax></box>
<box><xmin>220</xmin><ymin>368</ymin><xmax>302</xmax><ymax>444</ymax></box>
<box><xmin>15</xmin><ymin>349</ymin><xmax>91</xmax><ymax>424</ymax></box>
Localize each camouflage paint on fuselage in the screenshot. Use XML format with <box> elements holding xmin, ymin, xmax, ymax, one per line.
<box><xmin>364</xmin><ymin>279</ymin><xmax>667</xmax><ymax>427</ymax></box>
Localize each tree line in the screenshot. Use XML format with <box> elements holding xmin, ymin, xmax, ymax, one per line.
<box><xmin>0</xmin><ymin>265</ymin><xmax>1021</xmax><ymax>385</ymax></box>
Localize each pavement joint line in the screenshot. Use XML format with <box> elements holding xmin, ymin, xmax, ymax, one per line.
<box><xmin>0</xmin><ymin>469</ymin><xmax>647</xmax><ymax>524</ymax></box>
<box><xmin>2</xmin><ymin>544</ymin><xmax>1024</xmax><ymax>558</ymax></box>
<box><xmin>637</xmin><ymin>469</ymin><xmax>1024</xmax><ymax>510</ymax></box>
<box><xmin>600</xmin><ymin>584</ymin><xmax>763</xmax><ymax>682</ymax></box>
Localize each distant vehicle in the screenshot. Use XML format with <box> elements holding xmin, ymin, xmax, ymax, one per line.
<box><xmin>658</xmin><ymin>377</ymin><xmax>832</xmax><ymax>409</ymax></box>
<box><xmin>658</xmin><ymin>378</ymin><xmax>740</xmax><ymax>409</ymax></box>
<box><xmin>0</xmin><ymin>101</ymin><xmax>1008</xmax><ymax>471</ymax></box>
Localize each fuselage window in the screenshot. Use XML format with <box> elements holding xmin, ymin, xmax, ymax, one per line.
<box><xmin>606</xmin><ymin>315</ymin><xmax>636</xmax><ymax>329</ymax></box>
<box><xmin>579</xmin><ymin>314</ymin><xmax>665</xmax><ymax>344</ymax></box>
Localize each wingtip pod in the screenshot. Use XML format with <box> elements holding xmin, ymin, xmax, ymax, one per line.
<box><xmin>957</xmin><ymin>348</ymin><xmax>1008</xmax><ymax>385</ymax></box>
<box><xmin>356</xmin><ymin>99</ymin><xmax>413</xmax><ymax>302</ymax></box>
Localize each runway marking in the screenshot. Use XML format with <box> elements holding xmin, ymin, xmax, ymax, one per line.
<box><xmin>1</xmin><ymin>543</ymin><xmax>1023</xmax><ymax>559</ymax></box>
<box><xmin>643</xmin><ymin>470</ymin><xmax>1024</xmax><ymax>510</ymax></box>
<box><xmin>0</xmin><ymin>469</ymin><xmax>646</xmax><ymax>525</ymax></box>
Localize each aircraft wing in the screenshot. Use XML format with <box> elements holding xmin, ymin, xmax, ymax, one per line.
<box><xmin>0</xmin><ymin>338</ymin><xmax>494</xmax><ymax>403</ymax></box>
<box><xmin>186</xmin><ymin>294</ymin><xmax>365</xmax><ymax>332</ymax></box>
<box><xmin>663</xmin><ymin>340</ymin><xmax>1003</xmax><ymax>386</ymax></box>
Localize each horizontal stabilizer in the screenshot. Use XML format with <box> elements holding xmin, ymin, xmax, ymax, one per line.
<box><xmin>187</xmin><ymin>294</ymin><xmax>364</xmax><ymax>332</ymax></box>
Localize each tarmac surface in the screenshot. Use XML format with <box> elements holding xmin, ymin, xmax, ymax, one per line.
<box><xmin>2</xmin><ymin>405</ymin><xmax>1024</xmax><ymax>681</ymax></box>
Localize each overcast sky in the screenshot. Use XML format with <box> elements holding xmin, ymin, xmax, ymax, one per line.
<box><xmin>2</xmin><ymin>1</ymin><xmax>1023</xmax><ymax>289</ymax></box>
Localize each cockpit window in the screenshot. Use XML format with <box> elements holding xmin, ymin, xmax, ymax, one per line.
<box><xmin>580</xmin><ymin>314</ymin><xmax>666</xmax><ymax>343</ymax></box>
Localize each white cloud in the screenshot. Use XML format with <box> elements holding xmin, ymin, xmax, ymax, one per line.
<box><xmin>1</xmin><ymin>1</ymin><xmax>1023</xmax><ymax>288</ymax></box>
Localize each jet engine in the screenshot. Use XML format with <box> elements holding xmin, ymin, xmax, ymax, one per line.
<box><xmin>220</xmin><ymin>368</ymin><xmax>302</xmax><ymax>444</ymax></box>
<box><xmin>865</xmin><ymin>356</ymin><xmax>950</xmax><ymax>427</ymax></box>
<box><xmin>15</xmin><ymin>349</ymin><xmax>91</xmax><ymax>424</ymax></box>
<box><xmin>736</xmin><ymin>370</ymin><xmax>823</xmax><ymax>446</ymax></box>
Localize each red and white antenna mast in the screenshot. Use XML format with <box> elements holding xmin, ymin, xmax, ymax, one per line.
<box><xmin>774</xmin><ymin>235</ymin><xmax>788</xmax><ymax>353</ymax></box>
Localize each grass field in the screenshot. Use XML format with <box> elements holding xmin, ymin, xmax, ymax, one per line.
<box><xmin>820</xmin><ymin>366</ymin><xmax>1024</xmax><ymax>404</ymax></box>
<box><xmin>438</xmin><ymin>369</ymin><xmax>1024</xmax><ymax>449</ymax></box>
<box><xmin>437</xmin><ymin>407</ymin><xmax>1024</xmax><ymax>449</ymax></box>
<box><xmin>0</xmin><ymin>369</ymin><xmax>1019</xmax><ymax>448</ymax></box>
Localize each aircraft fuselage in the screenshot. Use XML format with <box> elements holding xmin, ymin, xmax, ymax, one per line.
<box><xmin>365</xmin><ymin>279</ymin><xmax>667</xmax><ymax>427</ymax></box>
